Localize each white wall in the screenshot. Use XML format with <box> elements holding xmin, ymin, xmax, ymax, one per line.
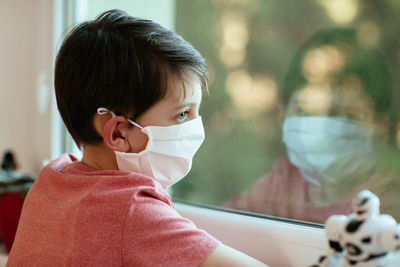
<box><xmin>0</xmin><ymin>0</ymin><xmax>55</xmax><ymax>174</ymax></box>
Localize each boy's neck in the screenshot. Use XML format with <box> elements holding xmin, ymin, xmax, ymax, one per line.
<box><xmin>81</xmin><ymin>144</ymin><xmax>119</xmax><ymax>171</ymax></box>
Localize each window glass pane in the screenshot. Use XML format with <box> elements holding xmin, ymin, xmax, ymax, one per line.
<box><xmin>80</xmin><ymin>0</ymin><xmax>175</xmax><ymax>30</ymax></box>
<box><xmin>171</xmin><ymin>0</ymin><xmax>400</xmax><ymax>224</ymax></box>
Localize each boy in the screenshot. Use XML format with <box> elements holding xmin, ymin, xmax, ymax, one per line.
<box><xmin>7</xmin><ymin>9</ymin><xmax>266</xmax><ymax>266</ymax></box>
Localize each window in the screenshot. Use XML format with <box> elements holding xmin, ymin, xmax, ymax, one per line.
<box><xmin>170</xmin><ymin>0</ymin><xmax>400</xmax><ymax>226</ymax></box>
<box><xmin>67</xmin><ymin>0</ymin><xmax>400</xmax><ymax>223</ymax></box>
<box><xmin>65</xmin><ymin>1</ymin><xmax>400</xmax><ymax>263</ymax></box>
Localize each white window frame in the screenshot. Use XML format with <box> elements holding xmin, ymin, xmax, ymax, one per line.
<box><xmin>175</xmin><ymin>202</ymin><xmax>327</xmax><ymax>266</ymax></box>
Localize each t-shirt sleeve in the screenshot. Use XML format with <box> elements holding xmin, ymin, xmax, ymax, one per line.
<box><xmin>122</xmin><ymin>191</ymin><xmax>220</xmax><ymax>267</ymax></box>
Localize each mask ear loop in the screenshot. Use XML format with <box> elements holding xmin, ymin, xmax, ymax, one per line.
<box><xmin>97</xmin><ymin>107</ymin><xmax>143</xmax><ymax>129</ymax></box>
<box><xmin>97</xmin><ymin>107</ymin><xmax>116</xmax><ymax>117</ymax></box>
<box><xmin>126</xmin><ymin>118</ymin><xmax>143</xmax><ymax>129</ymax></box>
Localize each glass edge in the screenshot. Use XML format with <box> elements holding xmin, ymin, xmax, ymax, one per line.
<box><xmin>173</xmin><ymin>199</ymin><xmax>324</xmax><ymax>229</ymax></box>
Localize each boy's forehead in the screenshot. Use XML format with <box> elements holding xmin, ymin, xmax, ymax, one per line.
<box><xmin>164</xmin><ymin>72</ymin><xmax>202</xmax><ymax>103</ymax></box>
<box><xmin>289</xmin><ymin>82</ymin><xmax>376</xmax><ymax>119</ymax></box>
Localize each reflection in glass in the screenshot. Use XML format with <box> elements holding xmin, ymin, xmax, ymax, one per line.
<box><xmin>172</xmin><ymin>0</ymin><xmax>400</xmax><ymax>224</ymax></box>
<box><xmin>224</xmin><ymin>28</ymin><xmax>395</xmax><ymax>223</ymax></box>
<box><xmin>225</xmin><ymin>28</ymin><xmax>396</xmax><ymax>222</ymax></box>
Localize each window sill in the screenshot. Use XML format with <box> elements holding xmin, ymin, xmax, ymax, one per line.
<box><xmin>174</xmin><ymin>201</ymin><xmax>327</xmax><ymax>266</ymax></box>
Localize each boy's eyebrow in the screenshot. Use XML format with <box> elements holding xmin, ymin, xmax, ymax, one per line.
<box><xmin>174</xmin><ymin>102</ymin><xmax>199</xmax><ymax>110</ymax></box>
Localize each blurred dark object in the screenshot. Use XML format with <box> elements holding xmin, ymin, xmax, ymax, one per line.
<box><xmin>0</xmin><ymin>150</ymin><xmax>35</xmax><ymax>196</ymax></box>
<box><xmin>0</xmin><ymin>192</ymin><xmax>24</xmax><ymax>253</ymax></box>
<box><xmin>1</xmin><ymin>151</ymin><xmax>17</xmax><ymax>171</ymax></box>
<box><xmin>0</xmin><ymin>150</ymin><xmax>35</xmax><ymax>253</ymax></box>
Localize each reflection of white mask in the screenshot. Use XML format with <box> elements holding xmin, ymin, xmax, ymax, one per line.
<box><xmin>282</xmin><ymin>116</ymin><xmax>376</xmax><ymax>187</ymax></box>
<box><xmin>97</xmin><ymin>108</ymin><xmax>205</xmax><ymax>188</ymax></box>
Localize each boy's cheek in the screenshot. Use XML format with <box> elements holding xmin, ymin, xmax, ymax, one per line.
<box><xmin>127</xmin><ymin>130</ymin><xmax>149</xmax><ymax>153</ymax></box>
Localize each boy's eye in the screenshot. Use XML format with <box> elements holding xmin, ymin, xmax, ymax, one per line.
<box><xmin>176</xmin><ymin>111</ymin><xmax>189</xmax><ymax>122</ymax></box>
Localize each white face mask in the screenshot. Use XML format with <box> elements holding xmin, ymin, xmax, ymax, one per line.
<box><xmin>97</xmin><ymin>107</ymin><xmax>205</xmax><ymax>188</ymax></box>
<box><xmin>282</xmin><ymin>116</ymin><xmax>376</xmax><ymax>187</ymax></box>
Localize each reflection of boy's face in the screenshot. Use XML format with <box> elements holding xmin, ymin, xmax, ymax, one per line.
<box><xmin>286</xmin><ymin>45</ymin><xmax>380</xmax><ymax>126</ymax></box>
<box><xmin>286</xmin><ymin>81</ymin><xmax>377</xmax><ymax>124</ymax></box>
<box><xmin>125</xmin><ymin>72</ymin><xmax>203</xmax><ymax>153</ymax></box>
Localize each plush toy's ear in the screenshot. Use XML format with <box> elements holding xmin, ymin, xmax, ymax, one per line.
<box><xmin>102</xmin><ymin>116</ymin><xmax>131</xmax><ymax>152</ymax></box>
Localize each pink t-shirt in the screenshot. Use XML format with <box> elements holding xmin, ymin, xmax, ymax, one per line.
<box><xmin>7</xmin><ymin>154</ymin><xmax>219</xmax><ymax>266</ymax></box>
<box><xmin>224</xmin><ymin>156</ymin><xmax>399</xmax><ymax>224</ymax></box>
<box><xmin>224</xmin><ymin>156</ymin><xmax>352</xmax><ymax>223</ymax></box>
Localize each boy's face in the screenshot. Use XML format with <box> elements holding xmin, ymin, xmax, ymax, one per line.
<box><xmin>286</xmin><ymin>81</ymin><xmax>376</xmax><ymax>123</ymax></box>
<box><xmin>285</xmin><ymin>75</ymin><xmax>389</xmax><ymax>138</ymax></box>
<box><xmin>286</xmin><ymin>45</ymin><xmax>379</xmax><ymax>125</ymax></box>
<box><xmin>126</xmin><ymin>72</ymin><xmax>203</xmax><ymax>153</ymax></box>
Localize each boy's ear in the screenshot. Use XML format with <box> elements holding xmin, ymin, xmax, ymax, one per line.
<box><xmin>102</xmin><ymin>116</ymin><xmax>131</xmax><ymax>152</ymax></box>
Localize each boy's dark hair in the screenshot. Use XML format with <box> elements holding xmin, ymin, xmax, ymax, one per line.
<box><xmin>55</xmin><ymin>9</ymin><xmax>208</xmax><ymax>146</ymax></box>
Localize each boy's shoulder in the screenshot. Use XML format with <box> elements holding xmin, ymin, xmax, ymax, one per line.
<box><xmin>11</xmin><ymin>155</ymin><xmax>218</xmax><ymax>267</ymax></box>
<box><xmin>33</xmin><ymin>153</ymin><xmax>171</xmax><ymax>205</ymax></box>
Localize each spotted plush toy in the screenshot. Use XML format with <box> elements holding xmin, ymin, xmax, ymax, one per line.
<box><xmin>311</xmin><ymin>190</ymin><xmax>400</xmax><ymax>267</ymax></box>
